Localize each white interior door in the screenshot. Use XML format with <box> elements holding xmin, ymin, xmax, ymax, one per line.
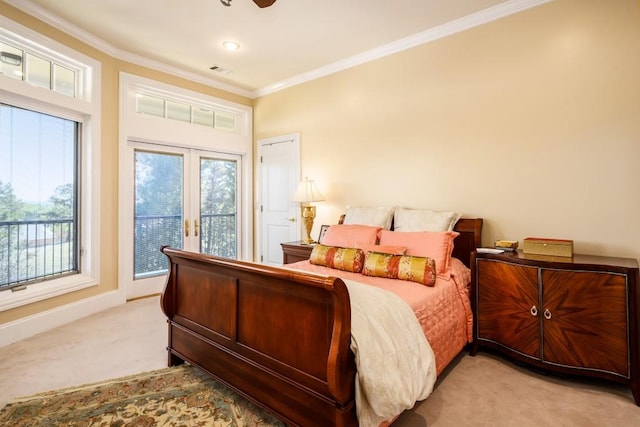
<box><xmin>258</xmin><ymin>134</ymin><xmax>300</xmax><ymax>265</ymax></box>
<box><xmin>124</xmin><ymin>142</ymin><xmax>241</xmax><ymax>299</ymax></box>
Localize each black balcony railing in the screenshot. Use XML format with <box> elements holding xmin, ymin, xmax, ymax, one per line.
<box><xmin>0</xmin><ymin>214</ymin><xmax>238</xmax><ymax>287</ymax></box>
<box><xmin>134</xmin><ymin>213</ymin><xmax>236</xmax><ymax>279</ymax></box>
<box><xmin>0</xmin><ymin>219</ymin><xmax>77</xmax><ymax>290</ymax></box>
<box><xmin>200</xmin><ymin>213</ymin><xmax>236</xmax><ymax>259</ymax></box>
<box><xmin>134</xmin><ymin>214</ymin><xmax>183</xmax><ymax>278</ymax></box>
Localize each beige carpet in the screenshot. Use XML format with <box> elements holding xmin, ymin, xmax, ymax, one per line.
<box><xmin>1</xmin><ymin>296</ymin><xmax>638</xmax><ymax>426</ymax></box>
<box><xmin>394</xmin><ymin>351</ymin><xmax>638</xmax><ymax>427</ymax></box>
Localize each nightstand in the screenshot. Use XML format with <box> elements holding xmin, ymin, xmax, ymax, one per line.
<box><xmin>471</xmin><ymin>250</ymin><xmax>640</xmax><ymax>405</ymax></box>
<box><xmin>281</xmin><ymin>241</ymin><xmax>315</xmax><ymax>264</ymax></box>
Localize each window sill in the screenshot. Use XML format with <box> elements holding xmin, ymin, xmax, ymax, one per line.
<box><xmin>0</xmin><ymin>275</ymin><xmax>98</xmax><ymax>312</ymax></box>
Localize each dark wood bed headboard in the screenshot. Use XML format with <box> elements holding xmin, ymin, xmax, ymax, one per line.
<box><xmin>337</xmin><ymin>214</ymin><xmax>483</xmax><ymax>268</ymax></box>
<box><xmin>450</xmin><ymin>218</ymin><xmax>483</xmax><ymax>267</ymax></box>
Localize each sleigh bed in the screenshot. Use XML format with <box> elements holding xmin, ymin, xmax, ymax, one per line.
<box><xmin>160</xmin><ymin>214</ymin><xmax>482</xmax><ymax>426</ymax></box>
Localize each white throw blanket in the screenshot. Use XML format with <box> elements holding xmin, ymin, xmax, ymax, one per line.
<box><xmin>343</xmin><ymin>279</ymin><xmax>437</xmax><ymax>427</ymax></box>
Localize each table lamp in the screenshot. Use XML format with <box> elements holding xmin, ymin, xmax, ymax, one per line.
<box><xmin>292</xmin><ymin>178</ymin><xmax>325</xmax><ymax>244</ymax></box>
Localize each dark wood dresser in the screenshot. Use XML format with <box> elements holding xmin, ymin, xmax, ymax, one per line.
<box><xmin>471</xmin><ymin>250</ymin><xmax>640</xmax><ymax>405</ymax></box>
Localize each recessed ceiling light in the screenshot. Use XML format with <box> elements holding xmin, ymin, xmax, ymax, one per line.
<box><xmin>222</xmin><ymin>41</ymin><xmax>240</xmax><ymax>51</ymax></box>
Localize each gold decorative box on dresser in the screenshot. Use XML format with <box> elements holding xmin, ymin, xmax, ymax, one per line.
<box><xmin>470</xmin><ymin>250</ymin><xmax>640</xmax><ymax>405</ymax></box>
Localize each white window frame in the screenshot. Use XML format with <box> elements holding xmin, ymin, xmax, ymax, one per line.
<box><xmin>0</xmin><ymin>16</ymin><xmax>101</xmax><ymax>311</ymax></box>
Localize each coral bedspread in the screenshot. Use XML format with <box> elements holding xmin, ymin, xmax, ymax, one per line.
<box><xmin>286</xmin><ymin>257</ymin><xmax>473</xmax><ymax>376</ymax></box>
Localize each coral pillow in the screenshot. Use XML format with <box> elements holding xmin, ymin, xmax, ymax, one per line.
<box><xmin>378</xmin><ymin>230</ymin><xmax>459</xmax><ymax>278</ymax></box>
<box><xmin>321</xmin><ymin>224</ymin><xmax>382</xmax><ymax>248</ymax></box>
<box><xmin>362</xmin><ymin>252</ymin><xmax>436</xmax><ymax>286</ymax></box>
<box><xmin>309</xmin><ymin>244</ymin><xmax>365</xmax><ymax>273</ymax></box>
<box><xmin>355</xmin><ymin>243</ymin><xmax>406</xmax><ymax>255</ymax></box>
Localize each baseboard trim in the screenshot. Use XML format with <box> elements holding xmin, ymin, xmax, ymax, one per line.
<box><xmin>0</xmin><ymin>290</ymin><xmax>126</xmax><ymax>348</ymax></box>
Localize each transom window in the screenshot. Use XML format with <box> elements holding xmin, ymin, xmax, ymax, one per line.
<box><xmin>136</xmin><ymin>92</ymin><xmax>237</xmax><ymax>132</ymax></box>
<box><xmin>0</xmin><ymin>39</ymin><xmax>82</xmax><ymax>98</ymax></box>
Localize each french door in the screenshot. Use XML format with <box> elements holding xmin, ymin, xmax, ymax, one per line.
<box><xmin>124</xmin><ymin>142</ymin><xmax>240</xmax><ymax>299</ymax></box>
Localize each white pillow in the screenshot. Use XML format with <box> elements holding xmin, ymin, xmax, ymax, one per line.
<box><xmin>393</xmin><ymin>207</ymin><xmax>461</xmax><ymax>232</ymax></box>
<box><xmin>343</xmin><ymin>206</ymin><xmax>395</xmax><ymax>230</ymax></box>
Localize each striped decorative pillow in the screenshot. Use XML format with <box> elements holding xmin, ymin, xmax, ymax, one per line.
<box><xmin>309</xmin><ymin>244</ymin><xmax>365</xmax><ymax>273</ymax></box>
<box><xmin>362</xmin><ymin>251</ymin><xmax>437</xmax><ymax>286</ymax></box>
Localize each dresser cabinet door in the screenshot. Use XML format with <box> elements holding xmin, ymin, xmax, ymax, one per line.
<box><xmin>477</xmin><ymin>260</ymin><xmax>540</xmax><ymax>358</ymax></box>
<box><xmin>541</xmin><ymin>269</ymin><xmax>629</xmax><ymax>377</ymax></box>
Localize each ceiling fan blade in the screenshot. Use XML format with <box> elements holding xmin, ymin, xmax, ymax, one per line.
<box><xmin>253</xmin><ymin>0</ymin><xmax>276</xmax><ymax>7</ymax></box>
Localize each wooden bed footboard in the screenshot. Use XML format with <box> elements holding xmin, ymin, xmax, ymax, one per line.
<box><xmin>160</xmin><ymin>246</ymin><xmax>358</xmax><ymax>427</ymax></box>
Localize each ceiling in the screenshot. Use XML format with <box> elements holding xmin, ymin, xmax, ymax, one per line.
<box><xmin>6</xmin><ymin>0</ymin><xmax>545</xmax><ymax>97</ymax></box>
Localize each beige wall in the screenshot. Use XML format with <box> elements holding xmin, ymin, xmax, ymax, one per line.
<box><xmin>254</xmin><ymin>0</ymin><xmax>640</xmax><ymax>263</ymax></box>
<box><xmin>0</xmin><ymin>4</ymin><xmax>251</xmax><ymax>325</ymax></box>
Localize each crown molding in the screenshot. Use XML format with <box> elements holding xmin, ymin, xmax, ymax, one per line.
<box><xmin>3</xmin><ymin>0</ymin><xmax>253</xmax><ymax>98</ymax></box>
<box><xmin>253</xmin><ymin>0</ymin><xmax>551</xmax><ymax>97</ymax></box>
<box><xmin>116</xmin><ymin>49</ymin><xmax>253</xmax><ymax>98</ymax></box>
<box><xmin>5</xmin><ymin>0</ymin><xmax>550</xmax><ymax>100</ymax></box>
<box><xmin>4</xmin><ymin>0</ymin><xmax>119</xmax><ymax>56</ymax></box>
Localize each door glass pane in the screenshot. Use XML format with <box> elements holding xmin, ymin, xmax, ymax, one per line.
<box><xmin>134</xmin><ymin>151</ymin><xmax>183</xmax><ymax>279</ymax></box>
<box><xmin>200</xmin><ymin>157</ymin><xmax>237</xmax><ymax>258</ymax></box>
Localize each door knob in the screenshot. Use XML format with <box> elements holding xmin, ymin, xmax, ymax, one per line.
<box><xmin>286</xmin><ymin>217</ymin><xmax>296</xmax><ymax>222</ymax></box>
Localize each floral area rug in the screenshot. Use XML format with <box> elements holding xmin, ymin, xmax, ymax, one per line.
<box><xmin>0</xmin><ymin>364</ymin><xmax>285</xmax><ymax>426</ymax></box>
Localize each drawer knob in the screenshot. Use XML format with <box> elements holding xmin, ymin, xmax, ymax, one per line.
<box><xmin>530</xmin><ymin>305</ymin><xmax>538</xmax><ymax>317</ymax></box>
<box><xmin>544</xmin><ymin>309</ymin><xmax>552</xmax><ymax>320</ymax></box>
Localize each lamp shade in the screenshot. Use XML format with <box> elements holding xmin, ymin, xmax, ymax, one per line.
<box><xmin>292</xmin><ymin>179</ymin><xmax>325</xmax><ymax>204</ymax></box>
